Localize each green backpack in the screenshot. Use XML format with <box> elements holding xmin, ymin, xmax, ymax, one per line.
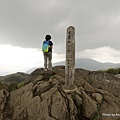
<box><xmin>42</xmin><ymin>41</ymin><xmax>49</xmax><ymax>52</ymax></box>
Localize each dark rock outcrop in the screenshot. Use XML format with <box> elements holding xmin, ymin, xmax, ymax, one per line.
<box><xmin>75</xmin><ymin>68</ymin><xmax>120</xmax><ymax>98</ymax></box>
<box><xmin>0</xmin><ymin>66</ymin><xmax>120</xmax><ymax>120</ymax></box>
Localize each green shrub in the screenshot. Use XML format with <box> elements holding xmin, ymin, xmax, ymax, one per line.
<box><xmin>7</xmin><ymin>83</ymin><xmax>18</xmax><ymax>92</ymax></box>
<box><xmin>93</xmin><ymin>113</ymin><xmax>101</xmax><ymax>120</ymax></box>
<box><xmin>17</xmin><ymin>82</ymin><xmax>25</xmax><ymax>88</ymax></box>
<box><xmin>107</xmin><ymin>68</ymin><xmax>116</xmax><ymax>74</ymax></box>
<box><xmin>0</xmin><ymin>82</ymin><xmax>7</xmax><ymax>89</ymax></box>
<box><xmin>97</xmin><ymin>68</ymin><xmax>120</xmax><ymax>75</ymax></box>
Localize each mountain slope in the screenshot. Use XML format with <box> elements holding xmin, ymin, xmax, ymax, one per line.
<box><xmin>0</xmin><ymin>66</ymin><xmax>120</xmax><ymax>120</ymax></box>
<box><xmin>0</xmin><ymin>72</ymin><xmax>29</xmax><ymax>84</ymax></box>
<box><xmin>53</xmin><ymin>58</ymin><xmax>120</xmax><ymax>71</ymax></box>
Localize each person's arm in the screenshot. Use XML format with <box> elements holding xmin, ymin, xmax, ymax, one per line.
<box><xmin>49</xmin><ymin>45</ymin><xmax>53</xmax><ymax>49</ymax></box>
<box><xmin>49</xmin><ymin>41</ymin><xmax>53</xmax><ymax>49</ymax></box>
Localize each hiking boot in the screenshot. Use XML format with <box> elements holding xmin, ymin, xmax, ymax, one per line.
<box><xmin>48</xmin><ymin>68</ymin><xmax>52</xmax><ymax>71</ymax></box>
<box><xmin>44</xmin><ymin>68</ymin><xmax>47</xmax><ymax>71</ymax></box>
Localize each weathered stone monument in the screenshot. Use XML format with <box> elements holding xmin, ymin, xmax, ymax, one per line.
<box><xmin>65</xmin><ymin>26</ymin><xmax>75</xmax><ymax>89</ymax></box>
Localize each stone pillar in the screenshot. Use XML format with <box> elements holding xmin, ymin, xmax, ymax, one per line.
<box><xmin>65</xmin><ymin>26</ymin><xmax>75</xmax><ymax>89</ymax></box>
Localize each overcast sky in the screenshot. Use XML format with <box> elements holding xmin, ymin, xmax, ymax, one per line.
<box><xmin>0</xmin><ymin>0</ymin><xmax>120</xmax><ymax>75</ymax></box>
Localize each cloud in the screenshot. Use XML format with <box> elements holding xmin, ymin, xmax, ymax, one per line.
<box><xmin>0</xmin><ymin>44</ymin><xmax>119</xmax><ymax>75</ymax></box>
<box><xmin>76</xmin><ymin>46</ymin><xmax>120</xmax><ymax>63</ymax></box>
<box><xmin>0</xmin><ymin>44</ymin><xmax>43</xmax><ymax>75</ymax></box>
<box><xmin>0</xmin><ymin>0</ymin><xmax>119</xmax><ymax>51</ymax></box>
<box><xmin>0</xmin><ymin>44</ymin><xmax>65</xmax><ymax>75</ymax></box>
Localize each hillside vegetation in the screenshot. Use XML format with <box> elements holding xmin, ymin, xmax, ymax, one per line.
<box><xmin>98</xmin><ymin>68</ymin><xmax>120</xmax><ymax>75</ymax></box>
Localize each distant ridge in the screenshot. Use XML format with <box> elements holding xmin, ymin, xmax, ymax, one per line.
<box><xmin>25</xmin><ymin>58</ymin><xmax>120</xmax><ymax>74</ymax></box>
<box><xmin>53</xmin><ymin>58</ymin><xmax>120</xmax><ymax>71</ymax></box>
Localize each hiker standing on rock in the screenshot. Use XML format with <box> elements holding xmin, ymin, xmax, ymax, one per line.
<box><xmin>42</xmin><ymin>35</ymin><xmax>53</xmax><ymax>71</ymax></box>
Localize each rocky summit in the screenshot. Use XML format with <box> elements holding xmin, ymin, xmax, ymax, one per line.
<box><xmin>0</xmin><ymin>66</ymin><xmax>120</xmax><ymax>120</ymax></box>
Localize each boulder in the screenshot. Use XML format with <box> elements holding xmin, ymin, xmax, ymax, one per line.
<box><xmin>92</xmin><ymin>93</ymin><xmax>103</xmax><ymax>104</ymax></box>
<box><xmin>0</xmin><ymin>89</ymin><xmax>9</xmax><ymax>120</ymax></box>
<box><xmin>82</xmin><ymin>91</ymin><xmax>97</xmax><ymax>119</ymax></box>
<box><xmin>0</xmin><ymin>66</ymin><xmax>119</xmax><ymax>120</ymax></box>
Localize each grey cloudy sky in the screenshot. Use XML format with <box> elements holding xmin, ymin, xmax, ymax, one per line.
<box><xmin>0</xmin><ymin>0</ymin><xmax>120</xmax><ymax>75</ymax></box>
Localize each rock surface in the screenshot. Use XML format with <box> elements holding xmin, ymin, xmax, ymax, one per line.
<box><xmin>0</xmin><ymin>66</ymin><xmax>120</xmax><ymax>120</ymax></box>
